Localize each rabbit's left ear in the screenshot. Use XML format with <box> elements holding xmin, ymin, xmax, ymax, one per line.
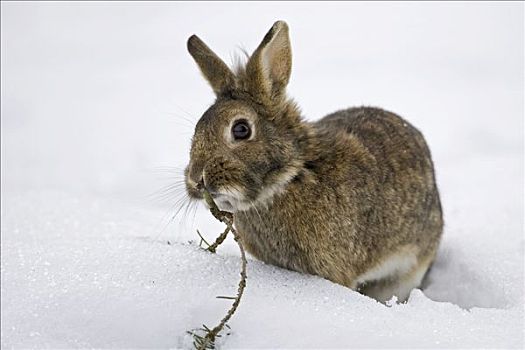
<box><xmin>246</xmin><ymin>21</ymin><xmax>292</xmax><ymax>100</ymax></box>
<box><xmin>187</xmin><ymin>35</ymin><xmax>236</xmax><ymax>95</ymax></box>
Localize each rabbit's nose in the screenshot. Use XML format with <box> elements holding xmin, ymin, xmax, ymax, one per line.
<box><xmin>187</xmin><ymin>161</ymin><xmax>204</xmax><ymax>188</ymax></box>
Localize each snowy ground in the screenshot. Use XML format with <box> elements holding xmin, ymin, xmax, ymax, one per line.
<box><xmin>2</xmin><ymin>2</ymin><xmax>524</xmax><ymax>349</ymax></box>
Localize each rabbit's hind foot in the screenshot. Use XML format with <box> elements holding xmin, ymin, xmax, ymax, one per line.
<box><xmin>355</xmin><ymin>247</ymin><xmax>433</xmax><ymax>303</ymax></box>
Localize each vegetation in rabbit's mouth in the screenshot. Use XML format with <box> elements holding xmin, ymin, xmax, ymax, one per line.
<box><xmin>187</xmin><ymin>189</ymin><xmax>248</xmax><ymax>350</ymax></box>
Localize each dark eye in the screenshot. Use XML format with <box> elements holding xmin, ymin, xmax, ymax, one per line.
<box><xmin>232</xmin><ymin>119</ymin><xmax>251</xmax><ymax>140</ymax></box>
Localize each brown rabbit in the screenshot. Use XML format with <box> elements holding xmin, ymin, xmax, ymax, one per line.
<box><xmin>184</xmin><ymin>21</ymin><xmax>443</xmax><ymax>302</ymax></box>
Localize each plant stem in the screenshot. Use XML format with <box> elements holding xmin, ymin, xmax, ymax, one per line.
<box><xmin>206</xmin><ymin>226</ymin><xmax>230</xmax><ymax>253</ymax></box>
<box><xmin>193</xmin><ymin>189</ymin><xmax>248</xmax><ymax>350</ymax></box>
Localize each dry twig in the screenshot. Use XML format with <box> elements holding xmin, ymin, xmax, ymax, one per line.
<box><xmin>188</xmin><ymin>190</ymin><xmax>248</xmax><ymax>350</ymax></box>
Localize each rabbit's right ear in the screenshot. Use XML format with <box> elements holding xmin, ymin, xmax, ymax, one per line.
<box><xmin>246</xmin><ymin>21</ymin><xmax>292</xmax><ymax>102</ymax></box>
<box><xmin>187</xmin><ymin>35</ymin><xmax>236</xmax><ymax>95</ymax></box>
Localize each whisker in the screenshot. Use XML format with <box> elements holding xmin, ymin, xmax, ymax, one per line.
<box><xmin>146</xmin><ymin>185</ymin><xmax>188</xmax><ymax>206</ymax></box>
<box><xmin>190</xmin><ymin>200</ymin><xmax>199</xmax><ymax>230</ymax></box>
<box><xmin>164</xmin><ymin>109</ymin><xmax>196</xmax><ymax>127</ymax></box>
<box><xmin>248</xmin><ymin>199</ymin><xmax>264</xmax><ymax>223</ymax></box>
<box><xmin>152</xmin><ymin>191</ymin><xmax>193</xmax><ymax>241</ymax></box>
<box><xmin>143</xmin><ymin>166</ymin><xmax>188</xmax><ymax>206</ymax></box>
<box><xmin>172</xmin><ymin>103</ymin><xmax>196</xmax><ymax>120</ymax></box>
<box><xmin>149</xmin><ymin>166</ymin><xmax>187</xmax><ymax>178</ymax></box>
<box><xmin>181</xmin><ymin>198</ymin><xmax>193</xmax><ymax>226</ymax></box>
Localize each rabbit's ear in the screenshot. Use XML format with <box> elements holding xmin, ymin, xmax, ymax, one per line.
<box><xmin>246</xmin><ymin>21</ymin><xmax>292</xmax><ymax>100</ymax></box>
<box><xmin>187</xmin><ymin>35</ymin><xmax>236</xmax><ymax>95</ymax></box>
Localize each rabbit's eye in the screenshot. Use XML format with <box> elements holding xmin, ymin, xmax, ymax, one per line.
<box><xmin>232</xmin><ymin>120</ymin><xmax>252</xmax><ymax>140</ymax></box>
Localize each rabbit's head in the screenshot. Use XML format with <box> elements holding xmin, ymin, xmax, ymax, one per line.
<box><xmin>185</xmin><ymin>21</ymin><xmax>310</xmax><ymax>212</ymax></box>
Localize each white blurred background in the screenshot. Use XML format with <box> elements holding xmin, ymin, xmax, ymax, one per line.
<box><xmin>2</xmin><ymin>2</ymin><xmax>522</xmax><ymax>196</ymax></box>
<box><xmin>1</xmin><ymin>2</ymin><xmax>523</xmax><ymax>348</ymax></box>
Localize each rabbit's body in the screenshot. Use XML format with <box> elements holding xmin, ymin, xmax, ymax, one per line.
<box><xmin>185</xmin><ymin>21</ymin><xmax>443</xmax><ymax>302</ymax></box>
<box><xmin>234</xmin><ymin>107</ymin><xmax>442</xmax><ymax>301</ymax></box>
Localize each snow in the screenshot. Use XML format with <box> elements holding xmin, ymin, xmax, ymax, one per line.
<box><xmin>1</xmin><ymin>2</ymin><xmax>524</xmax><ymax>349</ymax></box>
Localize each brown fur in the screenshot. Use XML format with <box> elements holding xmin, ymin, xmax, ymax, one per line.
<box><xmin>184</xmin><ymin>21</ymin><xmax>443</xmax><ymax>302</ymax></box>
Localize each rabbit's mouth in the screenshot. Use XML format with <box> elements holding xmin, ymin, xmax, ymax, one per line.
<box><xmin>185</xmin><ymin>173</ymin><xmax>252</xmax><ymax>212</ymax></box>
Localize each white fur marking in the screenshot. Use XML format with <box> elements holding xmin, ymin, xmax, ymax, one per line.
<box><xmin>213</xmin><ymin>162</ymin><xmax>300</xmax><ymax>213</ymax></box>
<box><xmin>253</xmin><ymin>163</ymin><xmax>300</xmax><ymax>209</ymax></box>
<box><xmin>355</xmin><ymin>246</ymin><xmax>418</xmax><ymax>286</ymax></box>
<box><xmin>214</xmin><ymin>186</ymin><xmax>252</xmax><ymax>212</ymax></box>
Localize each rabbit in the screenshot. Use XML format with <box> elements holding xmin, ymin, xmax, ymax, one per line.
<box><xmin>184</xmin><ymin>21</ymin><xmax>443</xmax><ymax>303</ymax></box>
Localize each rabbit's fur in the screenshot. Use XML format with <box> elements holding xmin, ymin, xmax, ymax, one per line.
<box><xmin>185</xmin><ymin>21</ymin><xmax>443</xmax><ymax>302</ymax></box>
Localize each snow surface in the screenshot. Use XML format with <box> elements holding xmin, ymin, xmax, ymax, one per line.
<box><xmin>1</xmin><ymin>2</ymin><xmax>524</xmax><ymax>349</ymax></box>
